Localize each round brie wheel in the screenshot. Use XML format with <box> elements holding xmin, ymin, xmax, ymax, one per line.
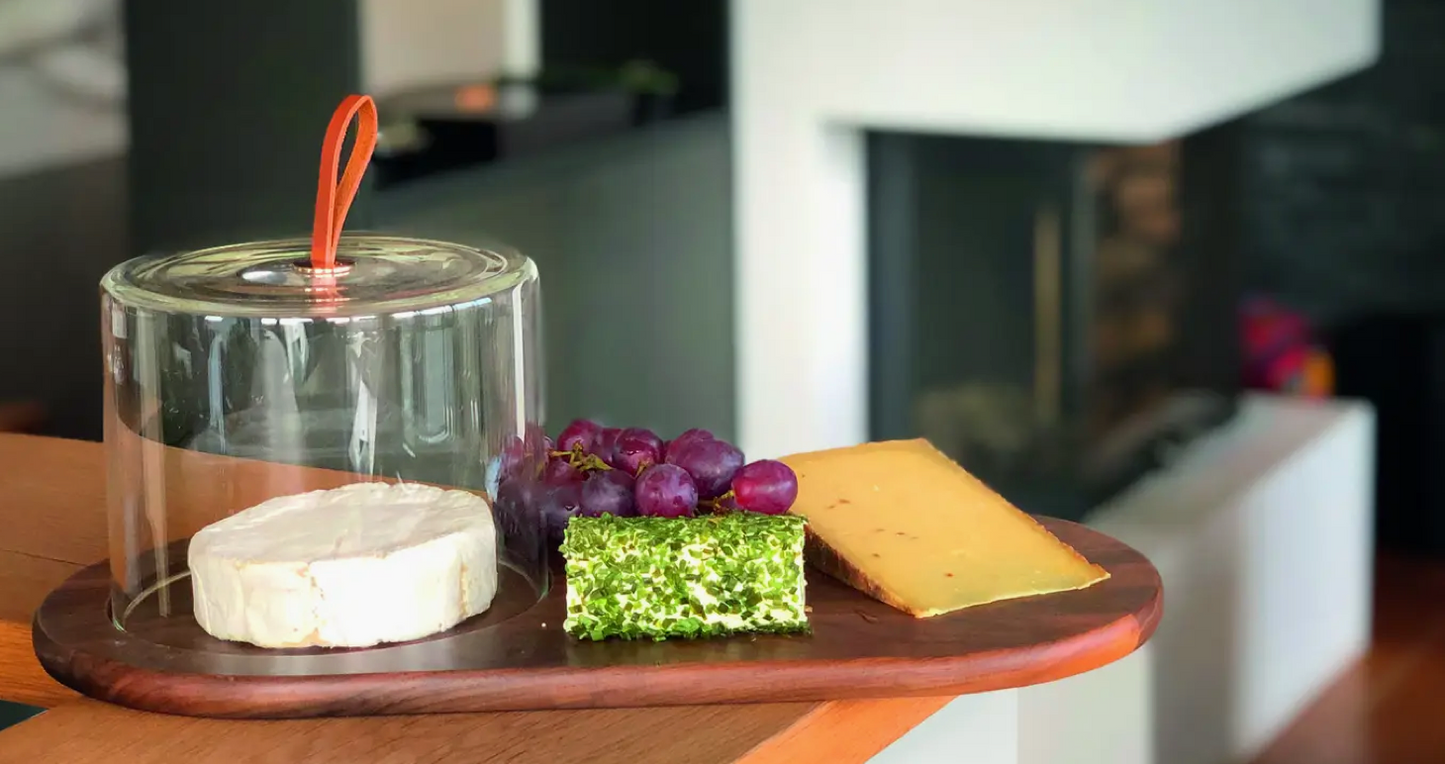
<box><xmin>188</xmin><ymin>482</ymin><xmax>499</xmax><ymax>649</ymax></box>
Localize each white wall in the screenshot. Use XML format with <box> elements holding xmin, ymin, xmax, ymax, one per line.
<box><xmin>1091</xmin><ymin>396</ymin><xmax>1375</xmax><ymax>764</ymax></box>
<box><xmin>359</xmin><ymin>0</ymin><xmax>538</xmax><ymax>94</ymax></box>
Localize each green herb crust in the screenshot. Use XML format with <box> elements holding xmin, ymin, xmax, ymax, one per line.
<box><xmin>561</xmin><ymin>513</ymin><xmax>810</xmax><ymax>641</ymax></box>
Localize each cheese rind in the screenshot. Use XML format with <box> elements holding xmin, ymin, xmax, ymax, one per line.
<box><xmin>189</xmin><ymin>482</ymin><xmax>498</xmax><ymax>648</ymax></box>
<box><xmin>782</xmin><ymin>439</ymin><xmax>1108</xmax><ymax>618</ymax></box>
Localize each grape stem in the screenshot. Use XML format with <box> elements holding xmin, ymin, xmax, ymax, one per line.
<box><xmin>551</xmin><ymin>447</ymin><xmax>613</xmax><ymax>472</ymax></box>
<box><xmin>699</xmin><ymin>490</ymin><xmax>737</xmax><ymax>514</ymax></box>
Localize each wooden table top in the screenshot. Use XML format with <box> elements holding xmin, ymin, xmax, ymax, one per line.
<box><xmin>0</xmin><ymin>434</ymin><xmax>951</xmax><ymax>763</ymax></box>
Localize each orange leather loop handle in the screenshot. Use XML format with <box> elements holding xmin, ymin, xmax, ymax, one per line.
<box><xmin>310</xmin><ymin>94</ymin><xmax>378</xmax><ymax>270</ymax></box>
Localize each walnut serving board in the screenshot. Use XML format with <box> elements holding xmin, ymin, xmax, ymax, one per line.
<box><xmin>33</xmin><ymin>519</ymin><xmax>1162</xmax><ymax>719</ymax></box>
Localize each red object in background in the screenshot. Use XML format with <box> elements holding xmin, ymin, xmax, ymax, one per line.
<box><xmin>1241</xmin><ymin>296</ymin><xmax>1334</xmax><ymax>398</ymax></box>
<box><xmin>0</xmin><ymin>401</ymin><xmax>45</xmax><ymax>433</ymax></box>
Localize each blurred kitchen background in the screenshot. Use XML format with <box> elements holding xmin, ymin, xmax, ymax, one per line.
<box><xmin>2</xmin><ymin>0</ymin><xmax>1444</xmax><ymax>760</ymax></box>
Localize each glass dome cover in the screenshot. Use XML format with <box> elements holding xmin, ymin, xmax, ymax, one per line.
<box><xmin>99</xmin><ymin>95</ymin><xmax>548</xmax><ymax>658</ymax></box>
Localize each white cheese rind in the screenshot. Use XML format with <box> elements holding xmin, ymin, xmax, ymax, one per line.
<box><xmin>189</xmin><ymin>482</ymin><xmax>498</xmax><ymax>649</ymax></box>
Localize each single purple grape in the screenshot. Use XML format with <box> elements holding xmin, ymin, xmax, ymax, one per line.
<box><xmin>614</xmin><ymin>427</ymin><xmax>664</xmax><ymax>475</ymax></box>
<box><xmin>499</xmin><ymin>437</ymin><xmax>528</xmax><ymax>481</ymax></box>
<box><xmin>494</xmin><ymin>476</ymin><xmax>543</xmax><ymax>539</ymax></box>
<box><xmin>579</xmin><ymin>470</ymin><xmax>637</xmax><ymax>518</ymax></box>
<box><xmin>664</xmin><ymin>428</ymin><xmax>714</xmax><ymax>462</ymax></box>
<box><xmin>558</xmin><ymin>419</ymin><xmax>602</xmax><ymax>453</ymax></box>
<box><xmin>635</xmin><ymin>464</ymin><xmax>698</xmax><ymax>518</ymax></box>
<box><xmin>667</xmin><ymin>438</ymin><xmax>744</xmax><ymax>499</ymax></box>
<box><xmin>542</xmin><ymin>456</ymin><xmax>583</xmax><ymax>486</ymax></box>
<box><xmin>592</xmin><ymin>427</ymin><xmax>623</xmax><ymax>466</ymax></box>
<box><xmin>732</xmin><ymin>460</ymin><xmax>799</xmax><ymax>515</ymax></box>
<box><xmin>540</xmin><ymin>482</ymin><xmax>582</xmax><ymax>542</ymax></box>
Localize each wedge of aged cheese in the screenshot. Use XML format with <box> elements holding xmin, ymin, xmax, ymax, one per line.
<box><xmin>782</xmin><ymin>439</ymin><xmax>1108</xmax><ymax>617</ymax></box>
<box><xmin>189</xmin><ymin>482</ymin><xmax>498</xmax><ymax>648</ymax></box>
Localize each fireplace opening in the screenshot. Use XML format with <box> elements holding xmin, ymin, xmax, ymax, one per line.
<box><xmin>868</xmin><ymin>125</ymin><xmax>1243</xmax><ymax>521</ymax></box>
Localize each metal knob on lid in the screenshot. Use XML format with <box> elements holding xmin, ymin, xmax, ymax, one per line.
<box><xmin>98</xmin><ymin>96</ymin><xmax>547</xmax><ymax>644</ymax></box>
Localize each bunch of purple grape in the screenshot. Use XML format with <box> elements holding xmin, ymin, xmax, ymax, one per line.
<box><xmin>498</xmin><ymin>419</ymin><xmax>800</xmax><ymax>544</ymax></box>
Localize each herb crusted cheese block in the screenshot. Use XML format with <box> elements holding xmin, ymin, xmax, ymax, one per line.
<box><xmin>561</xmin><ymin>513</ymin><xmax>809</xmax><ymax>641</ymax></box>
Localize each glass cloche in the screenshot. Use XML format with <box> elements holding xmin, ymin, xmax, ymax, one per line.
<box><xmin>99</xmin><ymin>234</ymin><xmax>547</xmax><ymax>651</ymax></box>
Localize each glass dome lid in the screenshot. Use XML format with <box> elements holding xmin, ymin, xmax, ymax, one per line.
<box><xmin>97</xmin><ymin>95</ymin><xmax>550</xmax><ymax>651</ymax></box>
<box><xmin>102</xmin><ymin>234</ymin><xmax>536</xmax><ymax>319</ymax></box>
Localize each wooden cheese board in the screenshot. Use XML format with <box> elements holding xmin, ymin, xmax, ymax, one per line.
<box><xmin>33</xmin><ymin>517</ymin><xmax>1161</xmax><ymax>719</ymax></box>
